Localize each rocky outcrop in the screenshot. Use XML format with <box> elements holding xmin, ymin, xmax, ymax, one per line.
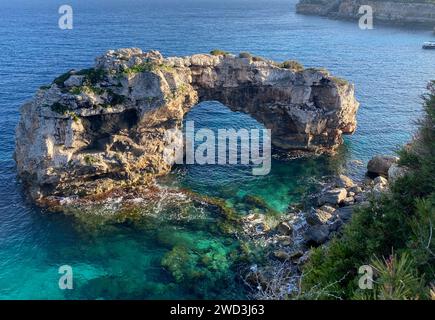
<box><xmin>296</xmin><ymin>0</ymin><xmax>435</xmax><ymax>27</ymax></box>
<box><xmin>388</xmin><ymin>163</ymin><xmax>408</xmax><ymax>184</ymax></box>
<box><xmin>15</xmin><ymin>48</ymin><xmax>359</xmax><ymax>204</ymax></box>
<box><xmin>243</xmin><ymin>173</ymin><xmax>375</xmax><ymax>298</ymax></box>
<box><xmin>245</xmin><ymin>151</ymin><xmax>412</xmax><ymax>298</ymax></box>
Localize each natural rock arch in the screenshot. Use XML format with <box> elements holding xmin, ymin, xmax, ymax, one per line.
<box><xmin>15</xmin><ymin>48</ymin><xmax>359</xmax><ymax>204</ymax></box>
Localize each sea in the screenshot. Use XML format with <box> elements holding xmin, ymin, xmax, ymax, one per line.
<box><xmin>0</xmin><ymin>0</ymin><xmax>434</xmax><ymax>299</ymax></box>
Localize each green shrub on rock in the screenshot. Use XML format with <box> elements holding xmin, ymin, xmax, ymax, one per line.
<box><xmin>76</xmin><ymin>68</ymin><xmax>106</xmax><ymax>85</ymax></box>
<box><xmin>279</xmin><ymin>60</ymin><xmax>304</xmax><ymax>71</ymax></box>
<box><xmin>210</xmin><ymin>49</ymin><xmax>230</xmax><ymax>56</ymax></box>
<box><xmin>53</xmin><ymin>70</ymin><xmax>74</xmax><ymax>86</ymax></box>
<box><xmin>50</xmin><ymin>102</ymin><xmax>70</xmax><ymax>114</ymax></box>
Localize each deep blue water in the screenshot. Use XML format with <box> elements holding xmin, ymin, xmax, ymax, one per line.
<box><xmin>0</xmin><ymin>0</ymin><xmax>434</xmax><ymax>299</ymax></box>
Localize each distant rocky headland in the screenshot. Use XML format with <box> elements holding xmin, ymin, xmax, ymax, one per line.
<box><xmin>296</xmin><ymin>0</ymin><xmax>435</xmax><ymax>27</ymax></box>
<box><xmin>15</xmin><ymin>48</ymin><xmax>359</xmax><ymax>206</ymax></box>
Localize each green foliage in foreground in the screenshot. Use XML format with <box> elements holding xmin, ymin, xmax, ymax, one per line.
<box><xmin>300</xmin><ymin>81</ymin><xmax>435</xmax><ymax>300</ymax></box>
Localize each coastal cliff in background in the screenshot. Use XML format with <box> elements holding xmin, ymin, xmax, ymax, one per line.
<box><xmin>15</xmin><ymin>48</ymin><xmax>359</xmax><ymax>204</ymax></box>
<box><xmin>296</xmin><ymin>0</ymin><xmax>435</xmax><ymax>27</ymax></box>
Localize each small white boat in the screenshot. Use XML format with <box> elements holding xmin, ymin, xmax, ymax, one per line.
<box><xmin>423</xmin><ymin>41</ymin><xmax>435</xmax><ymax>49</ymax></box>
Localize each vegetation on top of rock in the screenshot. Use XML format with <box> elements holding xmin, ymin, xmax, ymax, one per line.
<box><xmin>69</xmin><ymin>85</ymin><xmax>105</xmax><ymax>95</ymax></box>
<box><xmin>236</xmin><ymin>52</ymin><xmax>270</xmax><ymax>62</ymax></box>
<box><xmin>47</xmin><ymin>102</ymin><xmax>79</xmax><ymax>122</ymax></box>
<box><xmin>106</xmin><ymin>89</ymin><xmax>127</xmax><ymax>105</ymax></box>
<box><xmin>76</xmin><ymin>68</ymin><xmax>106</xmax><ymax>85</ymax></box>
<box><xmin>123</xmin><ymin>61</ymin><xmax>156</xmax><ymax>74</ymax></box>
<box><xmin>330</xmin><ymin>76</ymin><xmax>349</xmax><ymax>86</ymax></box>
<box><xmin>53</xmin><ymin>70</ymin><xmax>75</xmax><ymax>86</ymax></box>
<box><xmin>53</xmin><ymin>68</ymin><xmax>106</xmax><ymax>87</ymax></box>
<box><xmin>84</xmin><ymin>155</ymin><xmax>98</xmax><ymax>165</ymax></box>
<box><xmin>122</xmin><ymin>61</ymin><xmax>174</xmax><ymax>75</ymax></box>
<box><xmin>278</xmin><ymin>60</ymin><xmax>304</xmax><ymax>72</ymax></box>
<box><xmin>210</xmin><ymin>49</ymin><xmax>231</xmax><ymax>56</ymax></box>
<box><xmin>299</xmin><ymin>81</ymin><xmax>435</xmax><ymax>300</ymax></box>
<box><xmin>50</xmin><ymin>102</ymin><xmax>70</xmax><ymax>114</ymax></box>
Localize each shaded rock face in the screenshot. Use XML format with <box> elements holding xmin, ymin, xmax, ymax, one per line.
<box><xmin>15</xmin><ymin>48</ymin><xmax>359</xmax><ymax>204</ymax></box>
<box><xmin>297</xmin><ymin>0</ymin><xmax>435</xmax><ymax>27</ymax></box>
<box><xmin>367</xmin><ymin>155</ymin><xmax>399</xmax><ymax>177</ymax></box>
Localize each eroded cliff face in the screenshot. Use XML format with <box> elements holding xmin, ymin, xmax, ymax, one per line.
<box><xmin>15</xmin><ymin>48</ymin><xmax>359</xmax><ymax>204</ymax></box>
<box><xmin>297</xmin><ymin>0</ymin><xmax>435</xmax><ymax>26</ymax></box>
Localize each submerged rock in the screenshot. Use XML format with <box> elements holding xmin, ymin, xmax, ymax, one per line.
<box><xmin>15</xmin><ymin>48</ymin><xmax>359</xmax><ymax>205</ymax></box>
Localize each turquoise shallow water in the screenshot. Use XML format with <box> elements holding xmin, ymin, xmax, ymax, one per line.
<box><xmin>0</xmin><ymin>0</ymin><xmax>434</xmax><ymax>299</ymax></box>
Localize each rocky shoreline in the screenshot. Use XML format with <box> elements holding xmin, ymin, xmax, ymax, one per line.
<box><xmin>296</xmin><ymin>0</ymin><xmax>435</xmax><ymax>28</ymax></box>
<box><xmin>241</xmin><ymin>154</ymin><xmax>407</xmax><ymax>299</ymax></box>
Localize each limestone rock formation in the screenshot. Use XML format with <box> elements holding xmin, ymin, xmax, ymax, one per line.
<box><xmin>296</xmin><ymin>0</ymin><xmax>435</xmax><ymax>27</ymax></box>
<box><xmin>15</xmin><ymin>48</ymin><xmax>359</xmax><ymax>204</ymax></box>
